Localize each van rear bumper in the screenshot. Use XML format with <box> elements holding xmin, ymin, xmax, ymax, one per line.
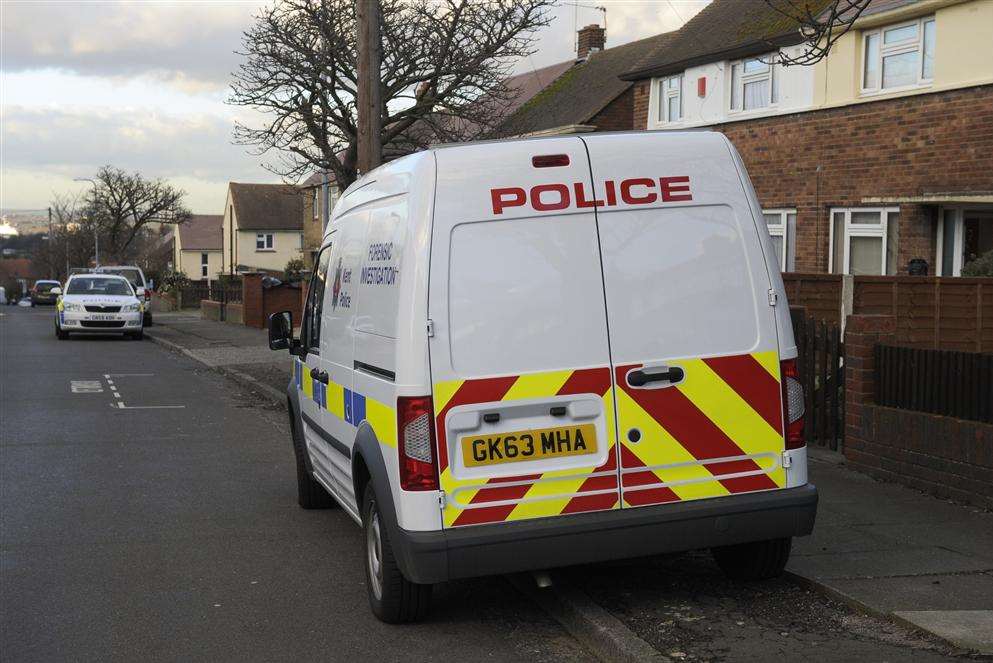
<box><xmin>392</xmin><ymin>484</ymin><xmax>817</xmax><ymax>584</ymax></box>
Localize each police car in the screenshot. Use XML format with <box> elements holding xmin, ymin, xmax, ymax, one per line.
<box><xmin>54</xmin><ymin>273</ymin><xmax>145</xmax><ymax>340</ymax></box>
<box><xmin>268</xmin><ymin>131</ymin><xmax>817</xmax><ymax>623</ymax></box>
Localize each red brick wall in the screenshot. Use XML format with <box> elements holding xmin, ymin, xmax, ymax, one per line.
<box><xmin>844</xmin><ymin>313</ymin><xmax>993</xmax><ymax>509</ymax></box>
<box><xmin>590</xmin><ymin>87</ymin><xmax>635</xmax><ymax>132</ymax></box>
<box><xmin>633</xmin><ymin>84</ymin><xmax>993</xmax><ymax>274</ymax></box>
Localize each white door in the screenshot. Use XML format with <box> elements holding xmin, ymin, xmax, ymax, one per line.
<box><xmin>428</xmin><ymin>137</ymin><xmax>622</xmax><ymax>529</ymax></box>
<box><xmin>580</xmin><ymin>132</ymin><xmax>788</xmax><ymax>509</ymax></box>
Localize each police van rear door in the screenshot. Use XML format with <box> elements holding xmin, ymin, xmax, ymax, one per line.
<box><xmin>428</xmin><ymin>137</ymin><xmax>622</xmax><ymax>528</ymax></box>
<box><xmin>580</xmin><ymin>131</ymin><xmax>788</xmax><ymax>510</ymax></box>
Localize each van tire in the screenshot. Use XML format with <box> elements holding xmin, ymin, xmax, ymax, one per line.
<box><xmin>288</xmin><ymin>410</ymin><xmax>335</xmax><ymax>509</ymax></box>
<box><xmin>712</xmin><ymin>537</ymin><xmax>792</xmax><ymax>580</ymax></box>
<box><xmin>362</xmin><ymin>483</ymin><xmax>431</xmax><ymax>623</ymax></box>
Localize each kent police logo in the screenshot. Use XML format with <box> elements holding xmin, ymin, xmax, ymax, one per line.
<box><xmin>331</xmin><ymin>257</ymin><xmax>343</xmax><ymax>310</ymax></box>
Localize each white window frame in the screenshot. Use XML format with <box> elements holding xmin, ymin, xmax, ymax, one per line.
<box><xmin>657</xmin><ymin>74</ymin><xmax>682</xmax><ymax>123</ymax></box>
<box><xmin>729</xmin><ymin>53</ymin><xmax>778</xmax><ymax>113</ymax></box>
<box><xmin>762</xmin><ymin>208</ymin><xmax>795</xmax><ymax>271</ymax></box>
<box><xmin>828</xmin><ymin>207</ymin><xmax>898</xmax><ymax>275</ymax></box>
<box><xmin>256</xmin><ymin>233</ymin><xmax>274</xmax><ymax>251</ymax></box>
<box><xmin>200</xmin><ymin>252</ymin><xmax>209</xmax><ymax>279</ymax></box>
<box><xmin>312</xmin><ymin>188</ymin><xmax>319</xmax><ymax>220</ymax></box>
<box><xmin>861</xmin><ymin>16</ymin><xmax>935</xmax><ymax>95</ymax></box>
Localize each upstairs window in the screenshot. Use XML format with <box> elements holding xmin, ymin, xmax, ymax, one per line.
<box><xmin>256</xmin><ymin>233</ymin><xmax>274</xmax><ymax>251</ymax></box>
<box><xmin>730</xmin><ymin>54</ymin><xmax>778</xmax><ymax>112</ymax></box>
<box><xmin>862</xmin><ymin>16</ymin><xmax>935</xmax><ymax>92</ymax></box>
<box><xmin>657</xmin><ymin>75</ymin><xmax>682</xmax><ymax>122</ymax></box>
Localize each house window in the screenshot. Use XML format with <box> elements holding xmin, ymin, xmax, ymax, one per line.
<box><xmin>862</xmin><ymin>16</ymin><xmax>935</xmax><ymax>93</ymax></box>
<box><xmin>830</xmin><ymin>208</ymin><xmax>900</xmax><ymax>275</ymax></box>
<box><xmin>730</xmin><ymin>54</ymin><xmax>777</xmax><ymax>112</ymax></box>
<box><xmin>762</xmin><ymin>209</ymin><xmax>796</xmax><ymax>271</ymax></box>
<box><xmin>657</xmin><ymin>75</ymin><xmax>682</xmax><ymax>122</ymax></box>
<box><xmin>256</xmin><ymin>233</ymin><xmax>274</xmax><ymax>251</ymax></box>
<box><xmin>200</xmin><ymin>252</ymin><xmax>209</xmax><ymax>279</ymax></box>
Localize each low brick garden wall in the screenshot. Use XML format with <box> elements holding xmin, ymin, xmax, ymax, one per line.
<box><xmin>845</xmin><ymin>314</ymin><xmax>993</xmax><ymax>509</ymax></box>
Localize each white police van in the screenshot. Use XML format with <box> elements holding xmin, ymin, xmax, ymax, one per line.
<box><xmin>269</xmin><ymin>131</ymin><xmax>817</xmax><ymax>623</ymax></box>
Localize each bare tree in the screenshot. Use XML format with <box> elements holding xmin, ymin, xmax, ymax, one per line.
<box><xmin>228</xmin><ymin>0</ymin><xmax>555</xmax><ymax>189</ymax></box>
<box><xmin>83</xmin><ymin>166</ymin><xmax>191</xmax><ymax>262</ymax></box>
<box><xmin>763</xmin><ymin>0</ymin><xmax>872</xmax><ymax>66</ymax></box>
<box><xmin>31</xmin><ymin>194</ymin><xmax>98</xmax><ymax>280</ymax></box>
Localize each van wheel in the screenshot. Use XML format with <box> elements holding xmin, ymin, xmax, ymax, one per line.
<box><xmin>712</xmin><ymin>537</ymin><xmax>792</xmax><ymax>580</ymax></box>
<box><xmin>363</xmin><ymin>483</ymin><xmax>431</xmax><ymax>623</ymax></box>
<box><xmin>288</xmin><ymin>408</ymin><xmax>335</xmax><ymax>509</ymax></box>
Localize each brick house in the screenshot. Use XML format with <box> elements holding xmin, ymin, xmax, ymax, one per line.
<box><xmin>300</xmin><ymin>171</ymin><xmax>339</xmax><ymax>270</ymax></box>
<box><xmin>496</xmin><ymin>24</ymin><xmax>673</xmax><ymax>137</ymax></box>
<box><xmin>622</xmin><ymin>0</ymin><xmax>993</xmax><ymax>276</ymax></box>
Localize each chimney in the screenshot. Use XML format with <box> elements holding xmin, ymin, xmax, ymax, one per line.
<box><xmin>576</xmin><ymin>24</ymin><xmax>606</xmax><ymax>60</ymax></box>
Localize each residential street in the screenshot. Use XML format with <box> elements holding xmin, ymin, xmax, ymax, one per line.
<box><xmin>0</xmin><ymin>307</ymin><xmax>591</xmax><ymax>663</ymax></box>
<box><xmin>3</xmin><ymin>307</ymin><xmax>988</xmax><ymax>662</ymax></box>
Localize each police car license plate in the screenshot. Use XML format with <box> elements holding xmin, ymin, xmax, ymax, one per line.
<box><xmin>89</xmin><ymin>314</ymin><xmax>118</xmax><ymax>321</ymax></box>
<box><xmin>461</xmin><ymin>423</ymin><xmax>597</xmax><ymax>468</ymax></box>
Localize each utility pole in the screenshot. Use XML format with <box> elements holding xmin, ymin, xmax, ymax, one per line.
<box><xmin>73</xmin><ymin>177</ymin><xmax>99</xmax><ymax>267</ymax></box>
<box><xmin>356</xmin><ymin>0</ymin><xmax>382</xmax><ymax>175</ymax></box>
<box><xmin>48</xmin><ymin>206</ymin><xmax>54</xmax><ymax>279</ymax></box>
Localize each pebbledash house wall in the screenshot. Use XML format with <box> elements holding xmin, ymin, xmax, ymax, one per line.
<box><xmin>633</xmin><ymin>82</ymin><xmax>993</xmax><ymax>274</ymax></box>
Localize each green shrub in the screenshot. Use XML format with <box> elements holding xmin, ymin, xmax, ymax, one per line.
<box><xmin>159</xmin><ymin>270</ymin><xmax>190</xmax><ymax>293</ymax></box>
<box><xmin>961</xmin><ymin>250</ymin><xmax>993</xmax><ymax>277</ymax></box>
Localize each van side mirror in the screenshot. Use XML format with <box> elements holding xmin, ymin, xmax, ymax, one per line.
<box><xmin>51</xmin><ymin>287</ymin><xmax>62</xmax><ymax>296</ymax></box>
<box><xmin>269</xmin><ymin>311</ymin><xmax>301</xmax><ymax>354</ymax></box>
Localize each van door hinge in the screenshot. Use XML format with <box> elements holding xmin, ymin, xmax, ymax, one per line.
<box><xmin>768</xmin><ymin>289</ymin><xmax>778</xmax><ymax>306</ymax></box>
<box><xmin>427</xmin><ymin>319</ymin><xmax>435</xmax><ymax>338</ymax></box>
<box><xmin>781</xmin><ymin>452</ymin><xmax>792</xmax><ymax>468</ymax></box>
<box><xmin>438</xmin><ymin>491</ymin><xmax>446</xmax><ymax>508</ymax></box>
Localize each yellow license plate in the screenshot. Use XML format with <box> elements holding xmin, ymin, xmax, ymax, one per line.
<box><xmin>461</xmin><ymin>423</ymin><xmax>597</xmax><ymax>468</ymax></box>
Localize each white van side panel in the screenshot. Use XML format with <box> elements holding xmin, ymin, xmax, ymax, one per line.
<box><xmin>326</xmin><ymin>153</ymin><xmax>441</xmax><ymax>532</ymax></box>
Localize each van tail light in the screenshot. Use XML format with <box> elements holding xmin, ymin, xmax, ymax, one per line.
<box><xmin>145</xmin><ymin>290</ymin><xmax>151</xmax><ymax>301</ymax></box>
<box><xmin>397</xmin><ymin>395</ymin><xmax>439</xmax><ymax>491</ymax></box>
<box><xmin>780</xmin><ymin>359</ymin><xmax>805</xmax><ymax>450</ymax></box>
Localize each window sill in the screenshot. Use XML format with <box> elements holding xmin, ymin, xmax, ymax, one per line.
<box><xmin>859</xmin><ymin>81</ymin><xmax>933</xmax><ymax>98</ymax></box>
<box><xmin>255</xmin><ymin>249</ymin><xmax>276</xmax><ymax>253</ymax></box>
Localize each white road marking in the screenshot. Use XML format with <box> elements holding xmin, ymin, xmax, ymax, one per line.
<box><xmin>112</xmin><ymin>402</ymin><xmax>185</xmax><ymax>409</ymax></box>
<box><xmin>106</xmin><ymin>380</ymin><xmax>114</xmax><ymax>386</ymax></box>
<box><xmin>105</xmin><ymin>373</ymin><xmax>154</xmax><ymax>377</ymax></box>
<box><xmin>114</xmin><ymin>392</ymin><xmax>122</xmax><ymax>399</ymax></box>
<box><xmin>71</xmin><ymin>380</ymin><xmax>104</xmax><ymax>393</ymax></box>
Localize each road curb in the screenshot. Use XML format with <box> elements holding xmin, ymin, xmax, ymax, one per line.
<box><xmin>145</xmin><ymin>331</ymin><xmax>287</xmax><ymax>409</ymax></box>
<box><xmin>507</xmin><ymin>574</ymin><xmax>668</xmax><ymax>663</ymax></box>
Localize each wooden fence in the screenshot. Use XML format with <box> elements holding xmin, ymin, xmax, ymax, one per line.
<box><xmin>782</xmin><ymin>273</ymin><xmax>844</xmax><ymax>326</ymax></box>
<box><xmin>875</xmin><ymin>344</ymin><xmax>993</xmax><ymax>424</ymax></box>
<box><xmin>853</xmin><ymin>277</ymin><xmax>993</xmax><ymax>353</ymax></box>
<box><xmin>791</xmin><ymin>307</ymin><xmax>844</xmax><ymax>450</ymax></box>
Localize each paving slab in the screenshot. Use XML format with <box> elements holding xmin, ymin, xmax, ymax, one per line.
<box><xmin>827</xmin><ymin>573</ymin><xmax>993</xmax><ymax>613</ymax></box>
<box><xmin>892</xmin><ymin>610</ymin><xmax>993</xmax><ymax>654</ymax></box>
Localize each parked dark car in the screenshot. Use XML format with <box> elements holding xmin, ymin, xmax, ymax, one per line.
<box><xmin>30</xmin><ymin>280</ymin><xmax>62</xmax><ymax>306</ymax></box>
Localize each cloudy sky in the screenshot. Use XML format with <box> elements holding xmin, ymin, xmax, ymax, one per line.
<box><xmin>1</xmin><ymin>0</ymin><xmax>708</xmax><ymax>213</ymax></box>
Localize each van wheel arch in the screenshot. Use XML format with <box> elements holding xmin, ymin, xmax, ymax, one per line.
<box><xmin>352</xmin><ymin>425</ymin><xmax>404</xmax><ymax>568</ymax></box>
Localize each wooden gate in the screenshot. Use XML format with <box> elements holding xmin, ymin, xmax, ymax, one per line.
<box><xmin>790</xmin><ymin>307</ymin><xmax>844</xmax><ymax>450</ymax></box>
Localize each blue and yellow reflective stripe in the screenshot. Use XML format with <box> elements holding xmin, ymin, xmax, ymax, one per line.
<box><xmin>294</xmin><ymin>359</ymin><xmax>395</xmax><ymax>447</ymax></box>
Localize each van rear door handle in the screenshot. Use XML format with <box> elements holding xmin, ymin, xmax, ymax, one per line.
<box><xmin>627</xmin><ymin>366</ymin><xmax>684</xmax><ymax>387</ymax></box>
<box><xmin>310</xmin><ymin>367</ymin><xmax>330</xmax><ymax>384</ymax></box>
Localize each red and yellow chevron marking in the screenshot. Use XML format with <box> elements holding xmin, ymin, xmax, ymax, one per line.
<box><xmin>432</xmin><ymin>351</ymin><xmax>786</xmax><ymax>527</ymax></box>
<box><xmin>616</xmin><ymin>351</ymin><xmax>786</xmax><ymax>507</ymax></box>
<box><xmin>433</xmin><ymin>367</ymin><xmax>619</xmax><ymax>528</ymax></box>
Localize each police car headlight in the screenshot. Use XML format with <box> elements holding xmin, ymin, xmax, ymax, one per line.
<box><xmin>63</xmin><ymin>302</ymin><xmax>83</xmax><ymax>312</ymax></box>
<box><xmin>122</xmin><ymin>302</ymin><xmax>141</xmax><ymax>312</ymax></box>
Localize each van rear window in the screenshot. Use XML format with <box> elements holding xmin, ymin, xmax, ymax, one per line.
<box><xmin>447</xmin><ymin>216</ymin><xmax>609</xmax><ymax>376</ymax></box>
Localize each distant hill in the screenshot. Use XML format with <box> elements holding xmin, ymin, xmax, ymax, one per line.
<box><xmin>0</xmin><ymin>209</ymin><xmax>50</xmax><ymax>235</ymax></box>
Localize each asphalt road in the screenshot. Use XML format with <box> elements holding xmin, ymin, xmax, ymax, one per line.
<box><xmin>0</xmin><ymin>307</ymin><xmax>592</xmax><ymax>662</ymax></box>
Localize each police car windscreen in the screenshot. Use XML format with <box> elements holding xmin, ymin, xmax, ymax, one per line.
<box><xmin>67</xmin><ymin>277</ymin><xmax>134</xmax><ymax>296</ymax></box>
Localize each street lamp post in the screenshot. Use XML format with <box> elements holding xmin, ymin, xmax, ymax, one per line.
<box><xmin>73</xmin><ymin>177</ymin><xmax>99</xmax><ymax>267</ymax></box>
